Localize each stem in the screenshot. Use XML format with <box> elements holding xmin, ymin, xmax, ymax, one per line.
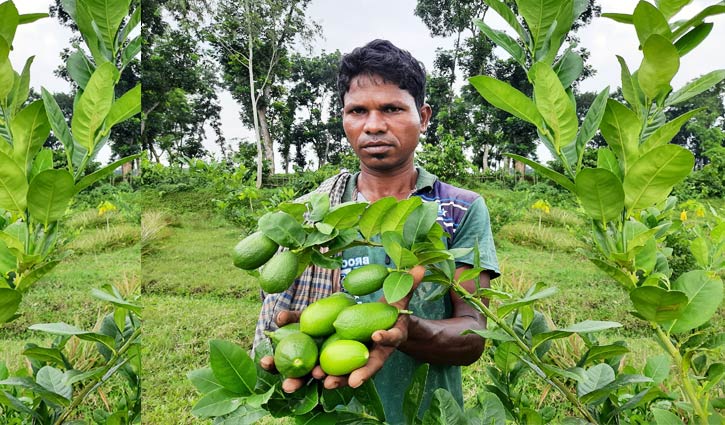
<box><xmin>451</xmin><ymin>282</ymin><xmax>598</xmax><ymax>424</ymax></box>
<box><xmin>54</xmin><ymin>327</ymin><xmax>142</xmax><ymax>425</ymax></box>
<box><xmin>653</xmin><ymin>325</ymin><xmax>707</xmax><ymax>424</ymax></box>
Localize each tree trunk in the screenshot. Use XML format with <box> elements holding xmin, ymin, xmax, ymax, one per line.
<box><xmin>258</xmin><ymin>99</ymin><xmax>275</xmax><ymax>174</ymax></box>
<box><xmin>482</xmin><ymin>144</ymin><xmax>490</xmax><ymax>173</ymax></box>
<box><xmin>514</xmin><ymin>160</ymin><xmax>526</xmax><ymax>181</ymax></box>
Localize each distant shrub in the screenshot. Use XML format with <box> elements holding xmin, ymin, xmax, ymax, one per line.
<box><xmin>497</xmin><ymin>222</ymin><xmax>584</xmax><ymax>253</ymax></box>
<box><xmin>67</xmin><ymin>224</ymin><xmax>140</xmax><ymax>254</ymax></box>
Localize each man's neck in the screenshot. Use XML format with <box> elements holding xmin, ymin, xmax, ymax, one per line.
<box><xmin>357</xmin><ymin>166</ymin><xmax>418</xmax><ymax>202</ymax></box>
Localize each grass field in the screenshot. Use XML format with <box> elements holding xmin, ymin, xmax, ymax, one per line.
<box><xmin>1</xmin><ymin>183</ymin><xmax>721</xmax><ymax>423</ymax></box>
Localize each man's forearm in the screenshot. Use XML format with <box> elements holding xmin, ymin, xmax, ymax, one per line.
<box><xmin>398</xmin><ymin>315</ymin><xmax>485</xmax><ymax>365</ymax></box>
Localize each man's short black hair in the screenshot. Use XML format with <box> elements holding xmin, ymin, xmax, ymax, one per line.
<box><xmin>337</xmin><ymin>39</ymin><xmax>427</xmax><ymax>109</ymax></box>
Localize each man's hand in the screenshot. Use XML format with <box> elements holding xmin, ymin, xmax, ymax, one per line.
<box><xmin>317</xmin><ymin>265</ymin><xmax>425</xmax><ymax>389</ymax></box>
<box><xmin>259</xmin><ymin>310</ymin><xmax>310</xmax><ymax>393</ymax></box>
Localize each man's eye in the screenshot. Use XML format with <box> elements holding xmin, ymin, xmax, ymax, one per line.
<box><xmin>384</xmin><ymin>106</ymin><xmax>402</xmax><ymax>113</ymax></box>
<box><xmin>349</xmin><ymin>108</ymin><xmax>365</xmax><ymax>114</ymax></box>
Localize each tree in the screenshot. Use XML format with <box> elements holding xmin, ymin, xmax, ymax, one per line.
<box><xmin>206</xmin><ymin>0</ymin><xmax>319</xmax><ymax>187</ymax></box>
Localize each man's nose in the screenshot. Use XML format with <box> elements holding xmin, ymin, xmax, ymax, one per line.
<box><xmin>363</xmin><ymin>111</ymin><xmax>387</xmax><ymax>134</ymax></box>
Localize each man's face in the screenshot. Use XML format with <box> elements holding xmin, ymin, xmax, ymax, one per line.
<box><xmin>342</xmin><ymin>74</ymin><xmax>431</xmax><ymax>173</ymax></box>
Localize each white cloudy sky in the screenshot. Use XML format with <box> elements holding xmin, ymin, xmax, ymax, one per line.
<box><xmin>10</xmin><ymin>0</ymin><xmax>725</xmax><ymax>164</ymax></box>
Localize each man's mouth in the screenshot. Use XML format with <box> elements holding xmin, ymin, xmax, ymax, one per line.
<box><xmin>359</xmin><ymin>140</ymin><xmax>393</xmax><ymax>155</ymax></box>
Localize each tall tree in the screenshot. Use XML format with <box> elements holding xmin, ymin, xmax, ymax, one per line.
<box><xmin>141</xmin><ymin>1</ymin><xmax>223</xmax><ymax>163</ymax></box>
<box><xmin>206</xmin><ymin>0</ymin><xmax>319</xmax><ymax>187</ymax></box>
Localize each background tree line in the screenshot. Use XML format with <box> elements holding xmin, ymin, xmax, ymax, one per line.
<box><xmin>43</xmin><ymin>0</ymin><xmax>723</xmax><ymax>194</ymax></box>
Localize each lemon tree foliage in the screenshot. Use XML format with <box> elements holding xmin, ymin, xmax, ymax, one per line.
<box><xmin>0</xmin><ymin>0</ymin><xmax>142</xmax><ymax>422</ymax></box>
<box><xmin>470</xmin><ymin>0</ymin><xmax>725</xmax><ymax>422</ymax></box>
<box><xmin>0</xmin><ymin>0</ymin><xmax>141</xmax><ymax>324</ymax></box>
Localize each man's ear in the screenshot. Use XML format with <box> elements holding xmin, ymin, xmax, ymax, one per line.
<box><xmin>419</xmin><ymin>104</ymin><xmax>433</xmax><ymax>131</ymax></box>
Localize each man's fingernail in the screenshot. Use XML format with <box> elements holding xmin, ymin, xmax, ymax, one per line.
<box><xmin>351</xmin><ymin>379</ymin><xmax>364</xmax><ymax>388</ymax></box>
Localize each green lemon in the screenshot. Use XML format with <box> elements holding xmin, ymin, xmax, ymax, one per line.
<box><xmin>319</xmin><ymin>339</ymin><xmax>369</xmax><ymax>376</ymax></box>
<box><xmin>232</xmin><ymin>231</ymin><xmax>279</xmax><ymax>270</ymax></box>
<box><xmin>319</xmin><ymin>332</ymin><xmax>343</xmax><ymax>352</ymax></box>
<box><xmin>333</xmin><ymin>302</ymin><xmax>400</xmax><ymax>342</ymax></box>
<box><xmin>258</xmin><ymin>251</ymin><xmax>299</xmax><ymax>294</ymax></box>
<box><xmin>299</xmin><ymin>292</ymin><xmax>356</xmax><ymax>337</ymax></box>
<box><xmin>264</xmin><ymin>323</ymin><xmax>301</xmax><ymax>347</ymax></box>
<box><xmin>273</xmin><ymin>332</ymin><xmax>318</xmax><ymax>378</ymax></box>
<box><xmin>343</xmin><ymin>264</ymin><xmax>389</xmax><ymax>296</ymax></box>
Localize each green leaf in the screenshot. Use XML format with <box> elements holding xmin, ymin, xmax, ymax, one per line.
<box><xmin>30</xmin><ymin>148</ymin><xmax>53</xmax><ymax>180</ymax></box>
<box><xmin>666</xmin><ymin>270</ymin><xmax>723</xmax><ymax>334</ymax></box>
<box><xmin>307</xmin><ymin>193</ymin><xmax>330</xmax><ymax>222</ymax></box>
<box><xmin>596</xmin><ymin>148</ymin><xmax>622</xmax><ymax>181</ymax></box>
<box><xmin>583</xmin><ymin>344</ymin><xmax>630</xmax><ymax>365</ymax></box>
<box><xmin>574</xmin><ymin>88</ymin><xmax>609</xmax><ymax>171</ymax></box>
<box><xmin>690</xmin><ymin>237</ymin><xmax>709</xmax><ymax>269</ymax></box>
<box><xmin>588</xmin><ymin>257</ymin><xmax>635</xmax><ymax>289</ymax></box>
<box><xmin>657</xmin><ymin>0</ymin><xmax>694</xmax><ymax>20</ymax></box>
<box><xmin>71</xmin><ymin>62</ymin><xmax>118</xmax><ymax>152</ymax></box>
<box><xmin>575</xmin><ymin>168</ymin><xmax>624</xmax><ymax>223</ymax></box>
<box><xmin>630</xmin><ymin>286</ymin><xmax>688</xmax><ymax>322</ymax></box>
<box><xmin>675</xmin><ymin>22</ymin><xmax>713</xmax><ymax>56</ymax></box>
<box><xmin>258</xmin><ymin>211</ymin><xmax>306</xmax><ymax>249</ymax></box>
<box><xmin>36</xmin><ymin>366</ymin><xmax>72</xmax><ymax>400</ymax></box>
<box><xmin>644</xmin><ymin>354</ymin><xmax>671</xmax><ymax>384</ymax></box>
<box><xmin>403</xmin><ymin>202</ymin><xmax>439</xmax><ymax>248</ymax></box>
<box><xmin>383</xmin><ymin>271</ymin><xmax>414</xmax><ymax>304</ymax></box>
<box><xmin>66</xmin><ymin>50</ymin><xmax>95</xmax><ymax>90</ymax></box>
<box><xmin>381</xmin><ymin>232</ymin><xmax>418</xmax><ymax>268</ymax></box>
<box><xmin>116</xmin><ymin>3</ymin><xmax>140</xmax><ymax>47</ymax></box>
<box><xmin>422</xmin><ymin>388</ymin><xmax>466</xmax><ymax>425</ymax></box>
<box><xmin>553</xmin><ymin>49</ymin><xmax>584</xmax><ymax>89</ymax></box>
<box><xmin>0</xmin><ymin>57</ymin><xmax>14</xmax><ymax>103</ymax></box>
<box><xmin>633</xmin><ymin>1</ymin><xmax>671</xmax><ymax>47</ymax></box>
<box><xmin>380</xmin><ymin>197</ymin><xmax>422</xmax><ymax>234</ymax></box>
<box><xmin>485</xmin><ymin>0</ymin><xmax>528</xmax><ymax>42</ymax></box>
<box><xmin>29</xmin><ymin>322</ymin><xmax>115</xmax><ymax>349</ymax></box>
<box><xmin>27</xmin><ymin>169</ymin><xmax>75</xmax><ymax>227</ymax></box>
<box><xmin>497</xmin><ymin>286</ymin><xmax>558</xmax><ymax>318</ymax></box>
<box><xmin>0</xmin><ymin>289</ymin><xmax>21</xmax><ymax>323</ymax></box>
<box><xmin>504</xmin><ymin>153</ymin><xmax>575</xmax><ymax>192</ymax></box>
<box><xmin>474</xmin><ymin>19</ymin><xmax>526</xmax><ymax>66</ymax></box>
<box><xmin>670</xmin><ymin>4</ymin><xmax>725</xmax><ymax>39</ymax></box>
<box><xmin>516</xmin><ymin>0</ymin><xmax>561</xmax><ymax>54</ymax></box>
<box><xmin>41</xmin><ymin>88</ymin><xmax>74</xmax><ymax>169</ymax></box>
<box><xmin>468</xmin><ymin>391</ymin><xmax>506</xmax><ymax>425</ymax></box>
<box><xmin>577</xmin><ymin>363</ymin><xmax>615</xmax><ymax>398</ymax></box>
<box><xmin>11</xmin><ymin>100</ymin><xmax>51</xmax><ymax>173</ymax></box>
<box><xmin>469</xmin><ymin>75</ymin><xmax>544</xmax><ymax>128</ymax></box>
<box><xmin>104</xmin><ymin>83</ymin><xmax>140</xmax><ymax>130</ymax></box>
<box><xmin>322</xmin><ymin>201</ymin><xmax>367</xmax><ymax>229</ymax></box>
<box><xmin>83</xmin><ymin>0</ymin><xmax>131</xmax><ymax>52</ymax></box>
<box><xmin>640</xmin><ymin>108</ymin><xmax>702</xmax><ymax>154</ymax></box>
<box><xmin>651</xmin><ymin>408</ymin><xmax>684</xmax><ymax>424</ymax></box>
<box><xmin>623</xmin><ymin>144</ymin><xmax>694</xmax><ymax>210</ymax></box>
<box><xmin>403</xmin><ymin>364</ymin><xmax>429</xmax><ymax>424</ymax></box>
<box><xmin>90</xmin><ymin>284</ymin><xmax>142</xmax><ymax>314</ymax></box>
<box><xmin>530</xmin><ymin>62</ymin><xmax>578</xmax><ymax>153</ymax></box>
<box><xmin>22</xmin><ymin>346</ymin><xmax>65</xmax><ymax>365</ymax></box>
<box><xmin>267</xmin><ymin>382</ymin><xmax>318</xmax><ymax>417</ymax></box>
<box><xmin>0</xmin><ymin>151</ymin><xmax>28</xmax><ymax>212</ymax></box>
<box><xmin>532</xmin><ymin>321</ymin><xmax>622</xmax><ymax>348</ymax></box>
<box><xmin>358</xmin><ymin>196</ymin><xmax>396</xmax><ymax>239</ymax></box>
<box><xmin>10</xmin><ymin>56</ymin><xmax>33</xmax><ymax>115</ymax></box>
<box><xmin>310</xmin><ymin>250</ymin><xmax>342</xmax><ymax>269</ymax></box>
<box><xmin>579</xmin><ymin>374</ymin><xmax>653</xmax><ymax>405</ymax></box>
<box><xmin>600</xmin><ymin>99</ymin><xmax>641</xmax><ymax>173</ymax></box>
<box><xmin>75</xmin><ymin>154</ymin><xmax>140</xmax><ymax>191</ymax></box>
<box><xmin>617</xmin><ymin>56</ymin><xmax>642</xmax><ymax>114</ymax></box>
<box><xmin>0</xmin><ymin>376</ymin><xmax>70</xmax><ymax>407</ymax></box>
<box><xmin>0</xmin><ymin>2</ymin><xmax>19</xmax><ymax>46</ymax></box>
<box><xmin>18</xmin><ymin>13</ymin><xmax>48</xmax><ymax>25</ymax></box>
<box><xmin>120</xmin><ymin>34</ymin><xmax>141</xmax><ymax>68</ymax></box>
<box><xmin>666</xmin><ymin>69</ymin><xmax>725</xmax><ymax>106</ymax></box>
<box><xmin>190</xmin><ymin>387</ymin><xmax>241</xmax><ymax>418</ymax></box>
<box><xmin>638</xmin><ymin>34</ymin><xmax>680</xmax><ymax>100</ymax></box>
<box><xmin>209</xmin><ymin>340</ymin><xmax>256</xmax><ymax>396</ymax></box>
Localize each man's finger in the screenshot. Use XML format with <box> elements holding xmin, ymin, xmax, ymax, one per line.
<box><xmin>281</xmin><ymin>377</ymin><xmax>305</xmax><ymax>393</ymax></box>
<box><xmin>260</xmin><ymin>355</ymin><xmax>276</xmax><ymax>372</ymax></box>
<box><xmin>276</xmin><ymin>310</ymin><xmax>301</xmax><ymax>327</ymax></box>
<box><xmin>323</xmin><ymin>374</ymin><xmax>349</xmax><ymax>389</ymax></box>
<box><xmin>371</xmin><ymin>327</ymin><xmax>405</xmax><ymax>346</ymax></box>
<box><xmin>311</xmin><ymin>365</ymin><xmax>326</xmax><ymax>380</ymax></box>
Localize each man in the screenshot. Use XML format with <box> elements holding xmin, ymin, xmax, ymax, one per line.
<box><xmin>256</xmin><ymin>39</ymin><xmax>499</xmax><ymax>424</ymax></box>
